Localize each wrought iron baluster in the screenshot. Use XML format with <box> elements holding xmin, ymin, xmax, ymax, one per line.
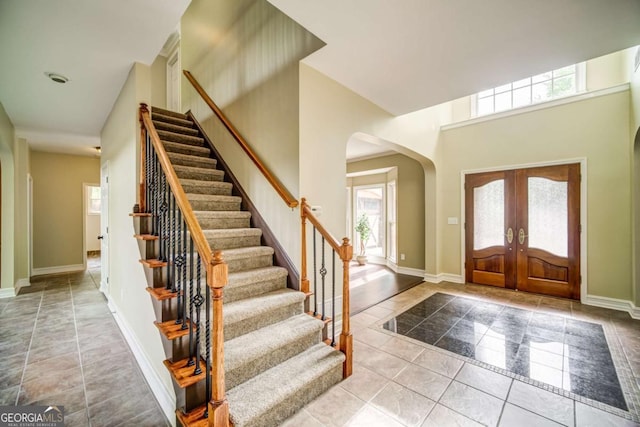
<box><xmin>175</xmin><ymin>208</ymin><xmax>184</xmax><ymax>324</ymax></box>
<box><xmin>181</xmin><ymin>217</ymin><xmax>188</xmax><ymax>330</ymax></box>
<box><xmin>193</xmin><ymin>253</ymin><xmax>204</xmax><ymax>374</ymax></box>
<box><xmin>320</xmin><ymin>236</ymin><xmax>326</xmax><ymax>321</ymax></box>
<box><xmin>332</xmin><ymin>250</ymin><xmax>336</xmax><ymax>346</ymax></box>
<box><xmin>188</xmin><ymin>239</ymin><xmax>196</xmax><ymax>366</ymax></box>
<box><xmin>169</xmin><ymin>191</ymin><xmax>177</xmax><ymax>293</ymax></box>
<box><xmin>151</xmin><ymin>151</ymin><xmax>158</xmax><ymax>236</ymax></box>
<box><xmin>313</xmin><ymin>227</ymin><xmax>317</xmax><ymax>317</ymax></box>
<box><xmin>204</xmin><ymin>282</ymin><xmax>211</xmax><ymax>419</ymax></box>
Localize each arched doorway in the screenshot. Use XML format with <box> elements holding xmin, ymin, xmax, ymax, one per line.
<box><xmin>346</xmin><ymin>132</ymin><xmax>436</xmax><ymax>312</ymax></box>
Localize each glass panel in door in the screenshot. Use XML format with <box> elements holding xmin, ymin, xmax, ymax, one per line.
<box><xmin>527</xmin><ymin>177</ymin><xmax>568</xmax><ymax>257</ymax></box>
<box><xmin>473</xmin><ymin>180</ymin><xmax>505</xmax><ymax>250</ymax></box>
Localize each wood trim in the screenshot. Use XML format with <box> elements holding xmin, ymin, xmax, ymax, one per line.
<box><xmin>183</xmin><ymin>70</ymin><xmax>298</xmax><ymax>209</ymax></box>
<box><xmin>187</xmin><ymin>111</ymin><xmax>300</xmax><ymax>290</ymax></box>
<box><xmin>300</xmin><ymin>198</ymin><xmax>353</xmax><ymax>378</ymax></box>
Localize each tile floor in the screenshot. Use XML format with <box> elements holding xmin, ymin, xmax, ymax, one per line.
<box><xmin>0</xmin><ymin>256</ymin><xmax>169</xmax><ymax>427</ymax></box>
<box><xmin>284</xmin><ymin>281</ymin><xmax>640</xmax><ymax>427</ymax></box>
<box><xmin>382</xmin><ymin>292</ymin><xmax>626</xmax><ymax>410</ymax></box>
<box><xmin>3</xmin><ymin>257</ymin><xmax>640</xmax><ymax>427</ymax></box>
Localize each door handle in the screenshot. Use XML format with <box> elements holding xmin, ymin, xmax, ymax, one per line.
<box><xmin>518</xmin><ymin>228</ymin><xmax>528</xmax><ymax>245</ymax></box>
<box><xmin>505</xmin><ymin>228</ymin><xmax>514</xmax><ymax>244</ymax></box>
<box><xmin>97</xmin><ymin>235</ymin><xmax>104</xmax><ymax>240</ymax></box>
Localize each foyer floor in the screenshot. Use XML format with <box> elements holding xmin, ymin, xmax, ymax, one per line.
<box><xmin>3</xmin><ymin>259</ymin><xmax>639</xmax><ymax>426</ymax></box>
<box><xmin>284</xmin><ymin>281</ymin><xmax>640</xmax><ymax>427</ymax></box>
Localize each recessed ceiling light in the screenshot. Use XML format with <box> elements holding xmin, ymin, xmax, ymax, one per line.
<box><xmin>45</xmin><ymin>72</ymin><xmax>69</xmax><ymax>84</ymax></box>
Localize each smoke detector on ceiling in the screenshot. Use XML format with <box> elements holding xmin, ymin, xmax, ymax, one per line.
<box><xmin>45</xmin><ymin>72</ymin><xmax>69</xmax><ymax>84</ymax></box>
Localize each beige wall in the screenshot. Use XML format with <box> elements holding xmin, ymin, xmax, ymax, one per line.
<box><xmin>151</xmin><ymin>55</ymin><xmax>167</xmax><ymax>109</ymax></box>
<box><xmin>100</xmin><ymin>62</ymin><xmax>174</xmax><ymax>413</ymax></box>
<box><xmin>13</xmin><ymin>138</ymin><xmax>30</xmax><ymax>281</ymax></box>
<box><xmin>440</xmin><ymin>90</ymin><xmax>632</xmax><ymax>300</ymax></box>
<box><xmin>181</xmin><ymin>0</ymin><xmax>324</xmax><ymax>264</ymax></box>
<box><xmin>31</xmin><ymin>151</ymin><xmax>99</xmax><ymax>270</ymax></box>
<box><xmin>300</xmin><ymin>53</ymin><xmax>635</xmax><ymax>303</ymax></box>
<box><xmin>0</xmin><ymin>102</ymin><xmax>15</xmax><ymax>291</ymax></box>
<box><xmin>624</xmin><ymin>46</ymin><xmax>640</xmax><ymax>307</ymax></box>
<box><xmin>347</xmin><ymin>154</ymin><xmax>425</xmax><ymax>270</ymax></box>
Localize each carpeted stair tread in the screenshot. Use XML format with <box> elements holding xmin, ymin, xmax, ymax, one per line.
<box><xmin>227</xmin><ymin>343</ymin><xmax>345</xmax><ymax>427</ymax></box>
<box><xmin>153</xmin><ymin>120</ymin><xmax>200</xmax><ymax>137</ymax></box>
<box><xmin>157</xmin><ymin>129</ymin><xmax>205</xmax><ymax>146</ymax></box>
<box><xmin>225</xmin><ymin>266</ymin><xmax>287</xmax><ymax>302</ymax></box>
<box><xmin>202</xmin><ymin>228</ymin><xmax>262</xmax><ymax>250</ymax></box>
<box><xmin>221</xmin><ymin>314</ymin><xmax>324</xmax><ymax>390</ymax></box>
<box><xmin>175</xmin><ymin>165</ymin><xmax>225</xmax><ymax>181</ymax></box>
<box><xmin>152</xmin><ymin>107</ymin><xmax>188</xmax><ymax>120</ymax></box>
<box><xmin>163</xmin><ymin>141</ymin><xmax>211</xmax><ymax>157</ymax></box>
<box><xmin>151</xmin><ymin>112</ymin><xmax>194</xmax><ymax>128</ymax></box>
<box><xmin>187</xmin><ymin>194</ymin><xmax>242</xmax><ymax>212</ymax></box>
<box><xmin>168</xmin><ymin>152</ymin><xmax>217</xmax><ymax>168</ymax></box>
<box><xmin>221</xmin><ymin>289</ymin><xmax>305</xmax><ymax>340</ymax></box>
<box><xmin>180</xmin><ymin>179</ymin><xmax>232</xmax><ymax>196</ymax></box>
<box><xmin>222</xmin><ymin>246</ymin><xmax>275</xmax><ymax>272</ymax></box>
<box><xmin>194</xmin><ymin>211</ymin><xmax>252</xmax><ymax>230</ymax></box>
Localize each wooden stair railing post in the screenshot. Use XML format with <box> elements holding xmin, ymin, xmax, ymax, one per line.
<box><xmin>301</xmin><ymin>199</ymin><xmax>353</xmax><ymax>378</ymax></box>
<box><xmin>183</xmin><ymin>70</ymin><xmax>298</xmax><ymax>209</ymax></box>
<box><xmin>208</xmin><ymin>251</ymin><xmax>230</xmax><ymax>427</ymax></box>
<box><xmin>300</xmin><ymin>198</ymin><xmax>309</xmax><ymax>296</ymax></box>
<box><xmin>139</xmin><ymin>103</ymin><xmax>149</xmax><ymax>212</ymax></box>
<box><xmin>339</xmin><ymin>238</ymin><xmax>353</xmax><ymax>378</ymax></box>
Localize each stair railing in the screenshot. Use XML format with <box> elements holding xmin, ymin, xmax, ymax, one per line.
<box><xmin>138</xmin><ymin>104</ymin><xmax>230</xmax><ymax>426</ymax></box>
<box><xmin>183</xmin><ymin>70</ymin><xmax>298</xmax><ymax>209</ymax></box>
<box><xmin>300</xmin><ymin>198</ymin><xmax>353</xmax><ymax>378</ymax></box>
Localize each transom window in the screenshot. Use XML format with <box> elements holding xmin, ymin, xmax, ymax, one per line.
<box><xmin>475</xmin><ymin>63</ymin><xmax>585</xmax><ymax>116</ymax></box>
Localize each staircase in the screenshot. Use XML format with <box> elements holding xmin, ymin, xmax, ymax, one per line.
<box><xmin>134</xmin><ymin>106</ymin><xmax>345</xmax><ymax>427</ymax></box>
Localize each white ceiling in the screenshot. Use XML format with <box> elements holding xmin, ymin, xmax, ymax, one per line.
<box><xmin>0</xmin><ymin>0</ymin><xmax>190</xmax><ymax>155</ymax></box>
<box><xmin>269</xmin><ymin>0</ymin><xmax>640</xmax><ymax>116</ymax></box>
<box><xmin>1</xmin><ymin>1</ymin><xmax>639</xmax><ymax>157</ymax></box>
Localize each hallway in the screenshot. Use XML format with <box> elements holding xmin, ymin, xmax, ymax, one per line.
<box><xmin>0</xmin><ymin>259</ymin><xmax>168</xmax><ymax>426</ymax></box>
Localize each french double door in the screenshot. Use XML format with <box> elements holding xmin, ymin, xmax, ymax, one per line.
<box><xmin>464</xmin><ymin>164</ymin><xmax>580</xmax><ymax>299</ymax></box>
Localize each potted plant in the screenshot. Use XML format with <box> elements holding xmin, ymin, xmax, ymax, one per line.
<box><xmin>354</xmin><ymin>213</ymin><xmax>371</xmax><ymax>265</ymax></box>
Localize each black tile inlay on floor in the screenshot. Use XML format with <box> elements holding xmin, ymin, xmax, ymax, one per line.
<box><xmin>382</xmin><ymin>292</ymin><xmax>628</xmax><ymax>411</ymax></box>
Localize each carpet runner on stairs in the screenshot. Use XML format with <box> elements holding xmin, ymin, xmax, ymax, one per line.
<box><xmin>150</xmin><ymin>106</ymin><xmax>345</xmax><ymax>427</ymax></box>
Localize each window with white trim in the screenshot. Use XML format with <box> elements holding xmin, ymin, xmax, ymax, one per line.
<box><xmin>474</xmin><ymin>63</ymin><xmax>585</xmax><ymax>117</ymax></box>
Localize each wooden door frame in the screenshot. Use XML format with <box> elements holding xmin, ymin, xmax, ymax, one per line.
<box><xmin>460</xmin><ymin>158</ymin><xmax>587</xmax><ymax>302</ymax></box>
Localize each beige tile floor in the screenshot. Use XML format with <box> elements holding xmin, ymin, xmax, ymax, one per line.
<box><xmin>4</xmin><ymin>257</ymin><xmax>639</xmax><ymax>427</ymax></box>
<box><xmin>283</xmin><ymin>281</ymin><xmax>640</xmax><ymax>427</ymax></box>
<box><xmin>0</xmin><ymin>256</ymin><xmax>168</xmax><ymax>427</ymax></box>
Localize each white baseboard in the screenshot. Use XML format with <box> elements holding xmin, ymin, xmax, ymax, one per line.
<box><xmin>110</xmin><ymin>303</ymin><xmax>176</xmax><ymax>426</ymax></box>
<box><xmin>0</xmin><ymin>287</ymin><xmax>17</xmax><ymax>298</ymax></box>
<box><xmin>423</xmin><ymin>273</ymin><xmax>465</xmax><ymax>284</ymax></box>
<box><xmin>15</xmin><ymin>278</ymin><xmax>31</xmax><ymax>293</ymax></box>
<box><xmin>32</xmin><ymin>264</ymin><xmax>84</xmax><ymax>276</ymax></box>
<box><xmin>386</xmin><ymin>261</ymin><xmax>425</xmax><ymax>278</ymax></box>
<box><xmin>583</xmin><ymin>294</ymin><xmax>640</xmax><ymax>320</ymax></box>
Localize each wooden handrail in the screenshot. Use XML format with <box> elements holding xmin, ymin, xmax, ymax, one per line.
<box><xmin>139</xmin><ymin>104</ymin><xmax>230</xmax><ymax>426</ymax></box>
<box><xmin>300</xmin><ymin>198</ymin><xmax>353</xmax><ymax>377</ymax></box>
<box><xmin>183</xmin><ymin>70</ymin><xmax>299</xmax><ymax>209</ymax></box>
<box><xmin>139</xmin><ymin>104</ymin><xmax>213</xmax><ymax>267</ymax></box>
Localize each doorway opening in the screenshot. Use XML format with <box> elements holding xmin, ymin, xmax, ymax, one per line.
<box><xmin>465</xmin><ymin>163</ymin><xmax>581</xmax><ymax>299</ymax></box>
<box><xmin>83</xmin><ymin>183</ymin><xmax>101</xmax><ymax>270</ymax></box>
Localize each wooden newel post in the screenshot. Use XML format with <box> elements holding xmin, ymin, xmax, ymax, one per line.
<box><xmin>207</xmin><ymin>251</ymin><xmax>230</xmax><ymax>427</ymax></box>
<box><xmin>300</xmin><ymin>198</ymin><xmax>309</xmax><ymax>296</ymax></box>
<box><xmin>339</xmin><ymin>237</ymin><xmax>353</xmax><ymax>378</ymax></box>
<box><xmin>139</xmin><ymin>103</ymin><xmax>149</xmax><ymax>212</ymax></box>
